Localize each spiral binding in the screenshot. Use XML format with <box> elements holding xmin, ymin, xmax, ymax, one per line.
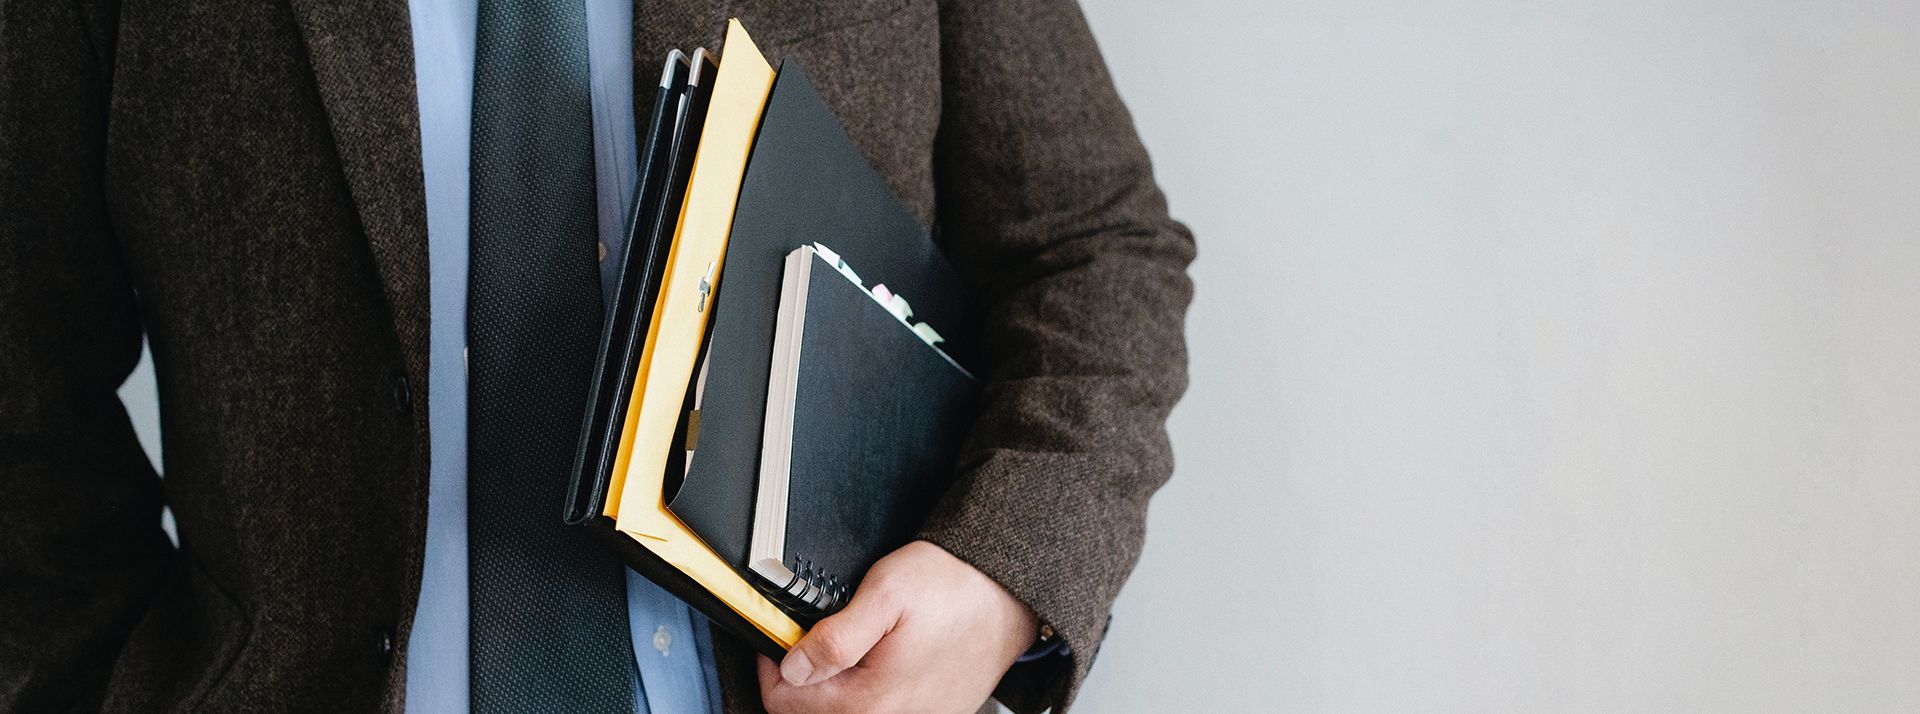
<box><xmin>761</xmin><ymin>556</ymin><xmax>849</xmax><ymax>617</ymax></box>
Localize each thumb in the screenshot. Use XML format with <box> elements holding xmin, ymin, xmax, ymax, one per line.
<box><xmin>781</xmin><ymin>587</ymin><xmax>900</xmax><ymax>687</ymax></box>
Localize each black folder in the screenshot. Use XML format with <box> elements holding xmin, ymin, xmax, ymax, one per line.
<box><xmin>744</xmin><ymin>245</ymin><xmax>980</xmax><ymax>617</ymax></box>
<box><xmin>665</xmin><ymin>62</ymin><xmax>980</xmax><ymax>617</ymax></box>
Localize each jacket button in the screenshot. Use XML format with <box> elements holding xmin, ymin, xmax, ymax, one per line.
<box><xmin>391</xmin><ymin>374</ymin><xmax>412</xmax><ymax>415</ymax></box>
<box><xmin>380</xmin><ymin>631</ymin><xmax>395</xmax><ymax>655</ymax></box>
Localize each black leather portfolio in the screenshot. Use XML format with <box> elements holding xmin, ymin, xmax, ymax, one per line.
<box><xmin>567</xmin><ymin>48</ymin><xmax>711</xmax><ymax>526</ymax></box>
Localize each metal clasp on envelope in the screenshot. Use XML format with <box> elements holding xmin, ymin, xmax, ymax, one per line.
<box><xmin>696</xmin><ymin>261</ymin><xmax>716</xmax><ymax>312</ymax></box>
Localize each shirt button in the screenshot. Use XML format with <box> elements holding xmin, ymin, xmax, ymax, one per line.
<box><xmin>391</xmin><ymin>374</ymin><xmax>412</xmax><ymax>415</ymax></box>
<box><xmin>652</xmin><ymin>625</ymin><xmax>672</xmax><ymax>655</ymax></box>
<box><xmin>598</xmin><ymin>241</ymin><xmax>608</xmax><ymax>262</ymax></box>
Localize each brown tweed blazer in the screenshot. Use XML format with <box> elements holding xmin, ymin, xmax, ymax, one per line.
<box><xmin>0</xmin><ymin>0</ymin><xmax>1192</xmax><ymax>711</ymax></box>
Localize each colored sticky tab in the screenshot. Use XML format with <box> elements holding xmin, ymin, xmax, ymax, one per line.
<box><xmin>877</xmin><ymin>288</ymin><xmax>913</xmax><ymax>322</ymax></box>
<box><xmin>814</xmin><ymin>242</ymin><xmax>945</xmax><ymax>348</ymax></box>
<box><xmin>810</xmin><ymin>242</ymin><xmax>841</xmax><ymax>266</ymax></box>
<box><xmin>810</xmin><ymin>242</ymin><xmax>862</xmax><ymax>285</ymax></box>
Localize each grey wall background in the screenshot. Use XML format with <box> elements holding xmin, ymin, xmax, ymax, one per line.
<box><xmin>117</xmin><ymin>1</ymin><xmax>1920</xmax><ymax>711</ymax></box>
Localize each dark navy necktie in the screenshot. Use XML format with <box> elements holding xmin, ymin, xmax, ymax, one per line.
<box><xmin>466</xmin><ymin>0</ymin><xmax>634</xmax><ymax>709</ymax></box>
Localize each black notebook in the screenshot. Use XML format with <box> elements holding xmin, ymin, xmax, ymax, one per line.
<box><xmin>664</xmin><ymin>61</ymin><xmax>980</xmax><ymax>620</ymax></box>
<box><xmin>746</xmin><ymin>244</ymin><xmax>979</xmax><ymax>615</ymax></box>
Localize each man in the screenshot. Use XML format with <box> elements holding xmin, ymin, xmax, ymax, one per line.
<box><xmin>0</xmin><ymin>0</ymin><xmax>1192</xmax><ymax>711</ymax></box>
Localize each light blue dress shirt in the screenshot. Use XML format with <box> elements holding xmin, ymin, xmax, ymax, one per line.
<box><xmin>407</xmin><ymin>1</ymin><xmax>722</xmax><ymax>711</ymax></box>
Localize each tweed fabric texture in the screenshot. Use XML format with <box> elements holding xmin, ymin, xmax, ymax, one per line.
<box><xmin>0</xmin><ymin>0</ymin><xmax>1193</xmax><ymax>712</ymax></box>
<box><xmin>463</xmin><ymin>0</ymin><xmax>636</xmax><ymax>709</ymax></box>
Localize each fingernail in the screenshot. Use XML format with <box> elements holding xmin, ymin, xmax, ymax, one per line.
<box><xmin>780</xmin><ymin>650</ymin><xmax>814</xmax><ymax>686</ymax></box>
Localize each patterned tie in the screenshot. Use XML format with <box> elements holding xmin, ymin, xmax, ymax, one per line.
<box><xmin>466</xmin><ymin>0</ymin><xmax>634</xmax><ymax>709</ymax></box>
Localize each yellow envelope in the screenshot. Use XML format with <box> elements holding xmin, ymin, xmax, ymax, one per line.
<box><xmin>603</xmin><ymin>19</ymin><xmax>803</xmax><ymax>649</ymax></box>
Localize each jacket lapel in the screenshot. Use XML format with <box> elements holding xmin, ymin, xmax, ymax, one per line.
<box><xmin>283</xmin><ymin>0</ymin><xmax>725</xmax><ymax>383</ymax></box>
<box><xmin>286</xmin><ymin>0</ymin><xmax>432</xmax><ymax>386</ymax></box>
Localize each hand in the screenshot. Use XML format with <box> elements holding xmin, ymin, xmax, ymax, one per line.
<box><xmin>757</xmin><ymin>540</ymin><xmax>1040</xmax><ymax>714</ymax></box>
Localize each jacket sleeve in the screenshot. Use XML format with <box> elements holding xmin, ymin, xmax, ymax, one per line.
<box><xmin>0</xmin><ymin>0</ymin><xmax>175</xmax><ymax>709</ymax></box>
<box><xmin>915</xmin><ymin>1</ymin><xmax>1195</xmax><ymax>711</ymax></box>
